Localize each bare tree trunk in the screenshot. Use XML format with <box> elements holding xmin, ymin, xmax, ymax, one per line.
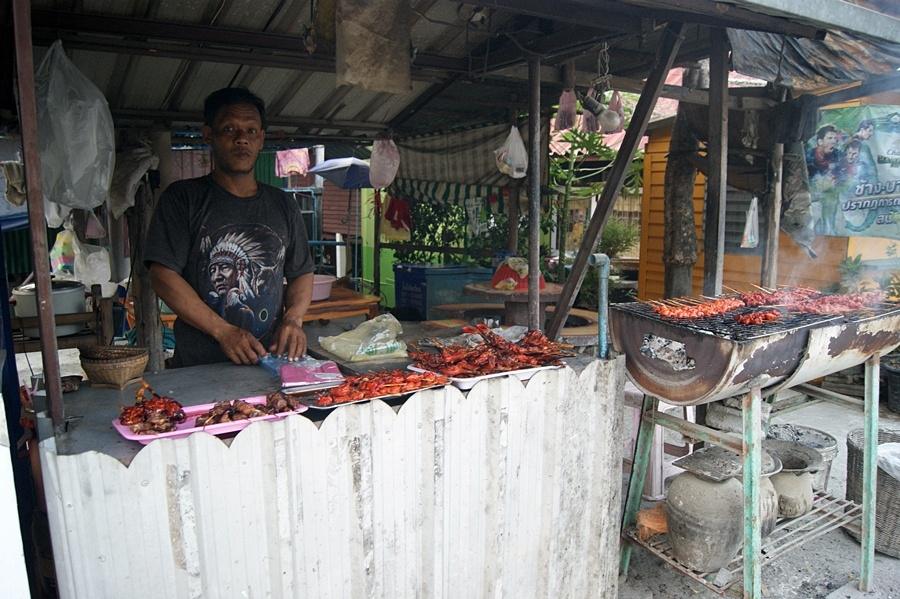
<box><xmin>663</xmin><ymin>65</ymin><xmax>707</xmax><ymax>298</ymax></box>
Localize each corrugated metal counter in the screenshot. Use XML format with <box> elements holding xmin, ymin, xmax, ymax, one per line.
<box><xmin>38</xmin><ymin>356</ymin><xmax>625</xmax><ymax>599</ymax></box>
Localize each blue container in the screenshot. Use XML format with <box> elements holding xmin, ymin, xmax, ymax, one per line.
<box><xmin>393</xmin><ymin>264</ymin><xmax>494</xmax><ymax>320</ymax></box>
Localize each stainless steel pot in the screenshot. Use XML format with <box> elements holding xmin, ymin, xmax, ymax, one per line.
<box><xmin>12</xmin><ymin>280</ymin><xmax>86</xmax><ymax>338</ymax></box>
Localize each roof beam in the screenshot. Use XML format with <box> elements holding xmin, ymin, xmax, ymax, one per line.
<box><xmin>611</xmin><ymin>76</ymin><xmax>776</xmax><ymax>110</ymax></box>
<box><xmin>482</xmin><ymin>0</ymin><xmax>647</xmax><ymax>34</ymax></box>
<box><xmin>729</xmin><ymin>0</ymin><xmax>900</xmax><ymax>44</ymax></box>
<box><xmin>614</xmin><ymin>0</ymin><xmax>824</xmax><ymax>38</ymax></box>
<box><xmin>111</xmin><ymin>108</ymin><xmax>388</xmax><ymax>131</ymax></box>
<box><xmin>31</xmin><ymin>9</ymin><xmax>465</xmax><ymax>75</ymax></box>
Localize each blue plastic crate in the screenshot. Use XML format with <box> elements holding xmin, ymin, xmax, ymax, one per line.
<box><xmin>393</xmin><ymin>264</ymin><xmax>494</xmax><ymax>320</ymax></box>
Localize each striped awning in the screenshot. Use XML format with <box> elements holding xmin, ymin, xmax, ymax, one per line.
<box><xmin>388</xmin><ymin>177</ymin><xmax>507</xmax><ymax>213</ymax></box>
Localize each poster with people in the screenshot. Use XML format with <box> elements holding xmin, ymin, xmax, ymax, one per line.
<box><xmin>806</xmin><ymin>105</ymin><xmax>900</xmax><ymax>240</ymax></box>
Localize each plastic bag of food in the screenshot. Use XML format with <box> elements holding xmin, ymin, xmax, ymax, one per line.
<box><xmin>741</xmin><ymin>196</ymin><xmax>759</xmax><ymax>248</ymax></box>
<box><xmin>319</xmin><ymin>313</ymin><xmax>408</xmax><ymax>362</ymax></box>
<box><xmin>369</xmin><ymin>138</ymin><xmax>400</xmax><ymax>188</ymax></box>
<box><xmin>494</xmin><ymin>126</ymin><xmax>528</xmax><ymax>179</ymax></box>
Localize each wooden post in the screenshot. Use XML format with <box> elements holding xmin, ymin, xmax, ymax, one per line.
<box><xmin>12</xmin><ymin>0</ymin><xmax>65</xmax><ymax>433</ymax></box>
<box><xmin>130</xmin><ymin>181</ymin><xmax>164</xmax><ymax>372</ymax></box>
<box><xmin>507</xmin><ymin>185</ymin><xmax>520</xmax><ymax>254</ymax></box>
<box><xmin>619</xmin><ymin>394</ymin><xmax>659</xmax><ymax>578</ymax></box>
<box><xmin>548</xmin><ymin>23</ymin><xmax>684</xmax><ymax>339</ymax></box>
<box><xmin>760</xmin><ymin>143</ymin><xmax>783</xmax><ymax>288</ymax></box>
<box><xmin>664</xmin><ymin>65</ymin><xmax>706</xmax><ymax>298</ymax></box>
<box><xmin>702</xmin><ymin>29</ymin><xmax>729</xmax><ymax>296</ymax></box>
<box><xmin>527</xmin><ymin>55</ymin><xmax>541</xmax><ymax>330</ymax></box>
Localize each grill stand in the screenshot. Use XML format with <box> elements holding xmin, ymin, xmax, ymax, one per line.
<box><xmin>619</xmin><ymin>356</ymin><xmax>880</xmax><ymax>598</ymax></box>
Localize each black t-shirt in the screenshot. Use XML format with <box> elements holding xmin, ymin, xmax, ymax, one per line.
<box><xmin>144</xmin><ymin>175</ymin><xmax>313</xmax><ymax>367</ymax></box>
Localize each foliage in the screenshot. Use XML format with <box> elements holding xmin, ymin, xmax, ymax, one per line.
<box><xmin>838</xmin><ymin>254</ymin><xmax>864</xmax><ymax>291</ymax></box>
<box><xmin>882</xmin><ymin>271</ymin><xmax>900</xmax><ymax>300</ymax></box>
<box><xmin>598</xmin><ymin>218</ymin><xmax>640</xmax><ymax>260</ymax></box>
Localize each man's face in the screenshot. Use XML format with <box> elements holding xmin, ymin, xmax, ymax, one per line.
<box><xmin>203</xmin><ymin>103</ymin><xmax>265</xmax><ymax>175</ymax></box>
<box><xmin>209</xmin><ymin>261</ymin><xmax>238</xmax><ymax>295</ymax></box>
<box><xmin>858</xmin><ymin>125</ymin><xmax>874</xmax><ymax>140</ymax></box>
<box><xmin>819</xmin><ymin>131</ymin><xmax>838</xmax><ymax>152</ymax></box>
<box><xmin>847</xmin><ymin>146</ymin><xmax>860</xmax><ymax>164</ymax></box>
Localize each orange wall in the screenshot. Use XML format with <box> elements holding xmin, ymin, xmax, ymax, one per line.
<box><xmin>638</xmin><ymin>129</ymin><xmax>848</xmax><ymax>300</ymax></box>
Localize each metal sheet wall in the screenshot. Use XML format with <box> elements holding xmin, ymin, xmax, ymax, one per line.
<box><xmin>41</xmin><ymin>360</ymin><xmax>624</xmax><ymax>598</ymax></box>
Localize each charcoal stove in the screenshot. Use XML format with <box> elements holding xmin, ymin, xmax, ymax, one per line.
<box><xmin>609</xmin><ymin>301</ymin><xmax>900</xmax><ymax>406</ymax></box>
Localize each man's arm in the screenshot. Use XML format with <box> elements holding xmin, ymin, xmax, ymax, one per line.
<box><xmin>149</xmin><ymin>263</ymin><xmax>267</xmax><ymax>365</ymax></box>
<box><xmin>269</xmin><ymin>272</ymin><xmax>314</xmax><ymax>359</ymax></box>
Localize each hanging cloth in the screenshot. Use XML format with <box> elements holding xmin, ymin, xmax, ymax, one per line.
<box><xmin>381</xmin><ymin>195</ymin><xmax>411</xmax><ymax>241</ymax></box>
<box><xmin>275</xmin><ymin>148</ymin><xmax>310</xmax><ymax>178</ymax></box>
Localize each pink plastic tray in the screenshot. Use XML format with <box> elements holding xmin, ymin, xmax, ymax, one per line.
<box><xmin>112</xmin><ymin>395</ymin><xmax>309</xmax><ymax>445</ymax></box>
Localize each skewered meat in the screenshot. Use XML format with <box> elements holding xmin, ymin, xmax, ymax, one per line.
<box><xmin>792</xmin><ymin>290</ymin><xmax>886</xmax><ymax>315</ymax></box>
<box><xmin>652</xmin><ymin>297</ymin><xmax>745</xmax><ymax>319</ymax></box>
<box><xmin>118</xmin><ymin>380</ymin><xmax>185</xmax><ymax>434</ymax></box>
<box><xmin>409</xmin><ymin>325</ymin><xmax>570</xmax><ymax>378</ymax></box>
<box><xmin>734</xmin><ymin>310</ymin><xmax>780</xmax><ymax>325</ymax></box>
<box><xmin>194</xmin><ymin>392</ymin><xmax>302</xmax><ymax>426</ymax></box>
<box><xmin>315</xmin><ymin>370</ymin><xmax>448</xmax><ymax>407</ymax></box>
<box><xmin>740</xmin><ymin>288</ymin><xmax>821</xmax><ymax>307</ymax></box>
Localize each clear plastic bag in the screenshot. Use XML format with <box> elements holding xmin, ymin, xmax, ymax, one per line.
<box><xmin>319</xmin><ymin>314</ymin><xmax>408</xmax><ymax>362</ymax></box>
<box><xmin>494</xmin><ymin>126</ymin><xmax>528</xmax><ymax>179</ymax></box>
<box><xmin>72</xmin><ymin>235</ymin><xmax>111</xmax><ymax>288</ymax></box>
<box><xmin>36</xmin><ymin>41</ymin><xmax>115</xmax><ymax>213</ymax></box>
<box><xmin>369</xmin><ymin>138</ymin><xmax>400</xmax><ymax>188</ymax></box>
<box><xmin>741</xmin><ymin>196</ymin><xmax>759</xmax><ymax>248</ymax></box>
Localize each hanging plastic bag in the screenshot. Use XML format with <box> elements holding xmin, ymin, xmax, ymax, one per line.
<box><xmin>600</xmin><ymin>91</ymin><xmax>624</xmax><ymax>133</ymax></box>
<box><xmin>494</xmin><ymin>126</ymin><xmax>528</xmax><ymax>179</ymax></box>
<box><xmin>319</xmin><ymin>314</ymin><xmax>408</xmax><ymax>362</ymax></box>
<box><xmin>49</xmin><ymin>225</ymin><xmax>76</xmax><ymax>276</ymax></box>
<box><xmin>72</xmin><ymin>235</ymin><xmax>112</xmax><ymax>288</ymax></box>
<box><xmin>555</xmin><ymin>89</ymin><xmax>577</xmax><ymax>131</ymax></box>
<box><xmin>36</xmin><ymin>41</ymin><xmax>115</xmax><ymax>215</ymax></box>
<box><xmin>741</xmin><ymin>196</ymin><xmax>759</xmax><ymax>248</ymax></box>
<box><xmin>370</xmin><ymin>138</ymin><xmax>401</xmax><ymax>188</ymax></box>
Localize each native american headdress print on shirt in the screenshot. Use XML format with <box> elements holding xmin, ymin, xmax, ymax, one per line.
<box><xmin>199</xmin><ymin>224</ymin><xmax>287</xmax><ymax>337</ymax></box>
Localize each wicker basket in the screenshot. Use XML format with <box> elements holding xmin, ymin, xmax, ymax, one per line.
<box><xmin>846</xmin><ymin>427</ymin><xmax>900</xmax><ymax>557</ymax></box>
<box><xmin>79</xmin><ymin>346</ymin><xmax>149</xmax><ymax>389</ymax></box>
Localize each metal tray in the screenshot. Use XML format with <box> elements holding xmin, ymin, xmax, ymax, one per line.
<box><xmin>407</xmin><ymin>364</ymin><xmax>563</xmax><ymax>390</ymax></box>
<box><xmin>112</xmin><ymin>395</ymin><xmax>309</xmax><ymax>445</ymax></box>
<box><xmin>295</xmin><ymin>382</ymin><xmax>448</xmax><ymax>410</ymax></box>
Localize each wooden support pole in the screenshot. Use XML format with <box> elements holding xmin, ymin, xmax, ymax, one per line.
<box><xmin>129</xmin><ymin>181</ymin><xmax>164</xmax><ymax>372</ymax></box>
<box><xmin>619</xmin><ymin>394</ymin><xmax>659</xmax><ymax>578</ymax></box>
<box><xmin>760</xmin><ymin>142</ymin><xmax>783</xmax><ymax>288</ymax></box>
<box><xmin>12</xmin><ymin>0</ymin><xmax>65</xmax><ymax>433</ymax></box>
<box><xmin>742</xmin><ymin>387</ymin><xmax>763</xmax><ymax>599</ymax></box>
<box><xmin>507</xmin><ymin>186</ymin><xmax>520</xmax><ymax>254</ymax></box>
<box><xmin>548</xmin><ymin>22</ymin><xmax>684</xmax><ymax>339</ymax></box>
<box><xmin>860</xmin><ymin>355</ymin><xmax>879</xmax><ymax>592</ymax></box>
<box><xmin>527</xmin><ymin>55</ymin><xmax>541</xmax><ymax>330</ymax></box>
<box><xmin>702</xmin><ymin>28</ymin><xmax>729</xmax><ymax>297</ymax></box>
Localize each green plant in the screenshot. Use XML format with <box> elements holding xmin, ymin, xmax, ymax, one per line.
<box><xmin>838</xmin><ymin>254</ymin><xmax>865</xmax><ymax>291</ymax></box>
<box><xmin>883</xmin><ymin>271</ymin><xmax>900</xmax><ymax>299</ymax></box>
<box><xmin>598</xmin><ymin>218</ymin><xmax>640</xmax><ymax>259</ymax></box>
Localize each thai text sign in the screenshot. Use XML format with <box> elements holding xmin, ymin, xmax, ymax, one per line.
<box><xmin>806</xmin><ymin>105</ymin><xmax>900</xmax><ymax>240</ymax></box>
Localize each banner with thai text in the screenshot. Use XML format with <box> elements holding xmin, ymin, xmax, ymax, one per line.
<box><xmin>806</xmin><ymin>105</ymin><xmax>900</xmax><ymax>240</ymax></box>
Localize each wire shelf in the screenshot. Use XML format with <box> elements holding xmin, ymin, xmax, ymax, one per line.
<box><xmin>623</xmin><ymin>491</ymin><xmax>863</xmax><ymax>595</ymax></box>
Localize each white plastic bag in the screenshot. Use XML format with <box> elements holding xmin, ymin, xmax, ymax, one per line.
<box><xmin>878</xmin><ymin>443</ymin><xmax>900</xmax><ymax>483</ymax></box>
<box><xmin>494</xmin><ymin>126</ymin><xmax>528</xmax><ymax>179</ymax></box>
<box><xmin>741</xmin><ymin>196</ymin><xmax>759</xmax><ymax>249</ymax></box>
<box><xmin>72</xmin><ymin>235</ymin><xmax>111</xmax><ymax>288</ymax></box>
<box><xmin>36</xmin><ymin>41</ymin><xmax>115</xmax><ymax>215</ymax></box>
<box><xmin>369</xmin><ymin>138</ymin><xmax>400</xmax><ymax>188</ymax></box>
<box><xmin>319</xmin><ymin>313</ymin><xmax>408</xmax><ymax>362</ymax></box>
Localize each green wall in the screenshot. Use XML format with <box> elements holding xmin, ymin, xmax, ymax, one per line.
<box><xmin>360</xmin><ymin>189</ymin><xmax>396</xmax><ymax>308</ymax></box>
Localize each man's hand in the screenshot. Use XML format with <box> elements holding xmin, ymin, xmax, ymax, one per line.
<box><xmin>215</xmin><ymin>324</ymin><xmax>268</xmax><ymax>365</ymax></box>
<box><xmin>269</xmin><ymin>319</ymin><xmax>307</xmax><ymax>361</ymax></box>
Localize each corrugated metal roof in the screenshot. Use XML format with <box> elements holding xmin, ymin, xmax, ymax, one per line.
<box><xmin>24</xmin><ymin>0</ymin><xmax>900</xmax><ymax>147</ymax></box>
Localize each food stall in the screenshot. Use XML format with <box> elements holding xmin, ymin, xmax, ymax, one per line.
<box><xmin>37</xmin><ymin>339</ymin><xmax>626</xmax><ymax>598</ymax></box>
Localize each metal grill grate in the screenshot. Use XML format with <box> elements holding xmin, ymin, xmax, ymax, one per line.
<box><xmin>611</xmin><ymin>300</ymin><xmax>900</xmax><ymax>341</ymax></box>
<box><xmin>623</xmin><ymin>491</ymin><xmax>863</xmax><ymax>595</ymax></box>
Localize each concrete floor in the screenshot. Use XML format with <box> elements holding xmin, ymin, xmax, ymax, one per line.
<box><xmin>15</xmin><ymin>352</ymin><xmax>900</xmax><ymax>598</ymax></box>
<box><xmin>619</xmin><ymin>400</ymin><xmax>900</xmax><ymax>599</ymax></box>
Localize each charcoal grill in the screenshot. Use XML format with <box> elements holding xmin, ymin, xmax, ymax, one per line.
<box><xmin>610</xmin><ymin>300</ymin><xmax>900</xmax><ymax>406</ymax></box>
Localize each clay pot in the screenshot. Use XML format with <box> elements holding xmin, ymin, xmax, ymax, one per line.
<box><xmin>764</xmin><ymin>439</ymin><xmax>823</xmax><ymax>518</ymax></box>
<box><xmin>667</xmin><ymin>473</ymin><xmax>744</xmax><ymax>572</ymax></box>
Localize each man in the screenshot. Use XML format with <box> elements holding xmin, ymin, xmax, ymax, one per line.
<box><xmin>841</xmin><ymin>139</ymin><xmax>877</xmax><ymax>185</ymax></box>
<box><xmin>806</xmin><ymin>124</ymin><xmax>843</xmax><ymax>179</ymax></box>
<box><xmin>145</xmin><ymin>87</ymin><xmax>314</xmax><ymax>367</ymax></box>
